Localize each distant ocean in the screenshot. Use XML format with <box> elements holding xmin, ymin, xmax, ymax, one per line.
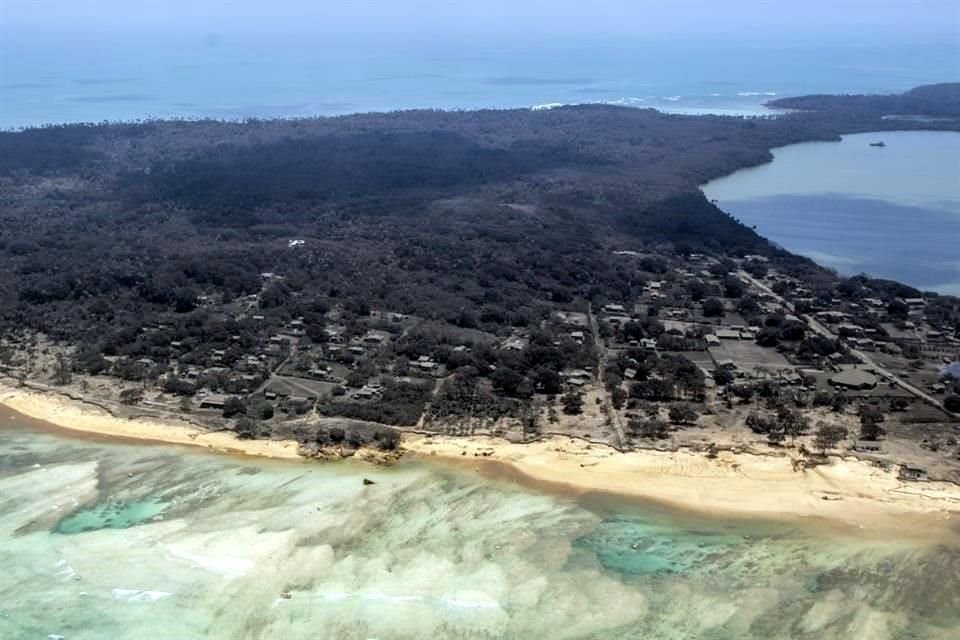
<box><xmin>1</xmin><ymin>31</ymin><xmax>958</xmax><ymax>127</ymax></box>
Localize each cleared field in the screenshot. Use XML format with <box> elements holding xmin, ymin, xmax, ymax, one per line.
<box><xmin>708</xmin><ymin>341</ymin><xmax>791</xmax><ymax>369</ymax></box>
<box><xmin>265</xmin><ymin>376</ymin><xmax>340</xmax><ymax>399</ymax></box>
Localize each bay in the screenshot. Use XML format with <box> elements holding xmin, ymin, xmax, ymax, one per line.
<box><xmin>703</xmin><ymin>131</ymin><xmax>960</xmax><ymax>294</ymax></box>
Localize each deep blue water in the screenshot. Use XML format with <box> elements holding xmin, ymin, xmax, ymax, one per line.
<box><xmin>1</xmin><ymin>30</ymin><xmax>957</xmax><ymax>127</ymax></box>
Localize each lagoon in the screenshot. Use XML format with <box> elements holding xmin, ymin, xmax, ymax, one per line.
<box><xmin>2</xmin><ymin>416</ymin><xmax>959</xmax><ymax>639</ymax></box>
<box><xmin>703</xmin><ymin>131</ymin><xmax>960</xmax><ymax>294</ymax></box>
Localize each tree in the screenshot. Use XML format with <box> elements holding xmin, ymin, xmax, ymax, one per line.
<box><xmin>859</xmin><ymin>419</ymin><xmax>885</xmax><ymax>441</ymax></box>
<box><xmin>52</xmin><ymin>353</ymin><xmax>72</xmax><ymax>386</ymax></box>
<box><xmin>222</xmin><ymin>396</ymin><xmax>244</xmax><ymax>418</ymax></box>
<box><xmin>713</xmin><ymin>367</ymin><xmax>734</xmax><ymax>386</ymax></box>
<box><xmin>702</xmin><ymin>298</ymin><xmax>725</xmax><ymax>318</ymax></box>
<box><xmin>533</xmin><ymin>367</ymin><xmax>563</xmax><ymax>395</ymax></box>
<box><xmin>635</xmin><ymin>419</ymin><xmax>670</xmax><ymax>440</ymax></box>
<box><xmin>236</xmin><ymin>417</ymin><xmax>262</xmax><ymax>440</ymax></box>
<box><xmin>814</xmin><ymin>423</ymin><xmax>848</xmax><ymax>454</ymax></box>
<box><xmin>668</xmin><ymin>403</ymin><xmax>698</xmax><ymax>425</ymax></box>
<box><xmin>492</xmin><ymin>367</ymin><xmax>525</xmax><ymax>397</ymax></box>
<box><xmin>374</xmin><ymin>428</ymin><xmax>401</xmax><ymax>450</ymax></box>
<box><xmin>723</xmin><ymin>276</ymin><xmax>745</xmax><ymax>298</ymax></box>
<box><xmin>561</xmin><ymin>391</ymin><xmax>583</xmax><ymax>415</ymax></box>
<box><xmin>346</xmin><ymin>370</ymin><xmax>367</xmax><ymax>388</ymax></box>
<box><xmin>944</xmin><ymin>395</ymin><xmax>960</xmax><ymax>413</ymax></box>
<box><xmin>611</xmin><ymin>386</ymin><xmax>626</xmax><ymax>409</ymax></box>
<box><xmin>247</xmin><ymin>399</ymin><xmax>275</xmax><ymax>420</ymax></box>
<box><xmin>767</xmin><ymin>428</ymin><xmax>786</xmax><ymax>446</ymax></box>
<box><xmin>778</xmin><ymin>406</ymin><xmax>808</xmax><ymax>441</ymax></box>
<box><xmin>119</xmin><ymin>388</ymin><xmax>143</xmax><ymax>405</ymax></box>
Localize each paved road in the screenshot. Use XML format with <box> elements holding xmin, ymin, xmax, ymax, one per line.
<box><xmin>738</xmin><ymin>270</ymin><xmax>958</xmax><ymax>419</ymax></box>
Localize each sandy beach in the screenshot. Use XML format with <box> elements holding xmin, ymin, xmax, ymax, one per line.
<box><xmin>404</xmin><ymin>434</ymin><xmax>960</xmax><ymax>537</ymax></box>
<box><xmin>3</xmin><ymin>382</ymin><xmax>960</xmax><ymax>535</ymax></box>
<box><xmin>0</xmin><ymin>384</ymin><xmax>303</xmax><ymax>460</ymax></box>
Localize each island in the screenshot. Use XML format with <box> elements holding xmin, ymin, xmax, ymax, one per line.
<box><xmin>2</xmin><ymin>84</ymin><xmax>959</xmax><ymax>525</ymax></box>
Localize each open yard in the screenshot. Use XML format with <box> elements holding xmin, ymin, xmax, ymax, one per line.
<box><xmin>708</xmin><ymin>341</ymin><xmax>791</xmax><ymax>370</ymax></box>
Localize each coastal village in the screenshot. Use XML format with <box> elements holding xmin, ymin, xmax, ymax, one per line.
<box><xmin>2</xmin><ymin>246</ymin><xmax>959</xmax><ymax>483</ymax></box>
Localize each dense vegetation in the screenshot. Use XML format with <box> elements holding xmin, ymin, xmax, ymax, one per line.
<box><xmin>0</xmin><ymin>84</ymin><xmax>957</xmax><ymax>356</ymax></box>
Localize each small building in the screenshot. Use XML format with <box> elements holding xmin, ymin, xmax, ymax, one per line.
<box><xmin>199</xmin><ymin>394</ymin><xmax>229</xmax><ymax>410</ymax></box>
<box><xmin>362</xmin><ymin>332</ymin><xmax>387</xmax><ymax>345</ymax></box>
<box><xmin>501</xmin><ymin>337</ymin><xmax>527</xmax><ymax>351</ymax></box>
<box><xmin>715</xmin><ymin>329</ymin><xmax>741</xmax><ymax>341</ymax></box>
<box><xmin>704</xmin><ymin>334</ymin><xmax>721</xmax><ymax>347</ymax></box>
<box><xmin>715</xmin><ymin>358</ymin><xmax>736</xmax><ymax>371</ymax></box>
<box><xmin>899</xmin><ymin>466</ymin><xmax>928</xmax><ymax>481</ymax></box>
<box><xmin>829</xmin><ymin>369</ymin><xmax>878</xmax><ymax>390</ymax></box>
<box><xmin>854</xmin><ymin>440</ymin><xmax>882</xmax><ymax>452</ymax></box>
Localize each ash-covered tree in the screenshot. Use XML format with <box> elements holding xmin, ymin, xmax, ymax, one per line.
<box><xmin>702</xmin><ymin>298</ymin><xmax>725</xmax><ymax>318</ymax></box>
<box><xmin>561</xmin><ymin>390</ymin><xmax>583</xmax><ymax>415</ymax></box>
<box><xmin>814</xmin><ymin>423</ymin><xmax>848</xmax><ymax>454</ymax></box>
<box><xmin>668</xmin><ymin>403</ymin><xmax>698</xmax><ymax>425</ymax></box>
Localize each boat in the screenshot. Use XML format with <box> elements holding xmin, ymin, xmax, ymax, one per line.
<box><xmin>869</xmin><ymin>141</ymin><xmax>886</xmax><ymax>147</ymax></box>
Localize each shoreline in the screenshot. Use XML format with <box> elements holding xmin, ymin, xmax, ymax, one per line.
<box><xmin>404</xmin><ymin>434</ymin><xmax>960</xmax><ymax>538</ymax></box>
<box><xmin>3</xmin><ymin>383</ymin><xmax>960</xmax><ymax>536</ymax></box>
<box><xmin>0</xmin><ymin>383</ymin><xmax>303</xmax><ymax>460</ymax></box>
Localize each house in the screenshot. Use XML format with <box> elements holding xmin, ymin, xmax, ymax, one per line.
<box><xmin>704</xmin><ymin>334</ymin><xmax>721</xmax><ymax>347</ymax></box>
<box><xmin>639</xmin><ymin>338</ymin><xmax>657</xmax><ymax>350</ymax></box>
<box><xmin>570</xmin><ymin>331</ymin><xmax>585</xmax><ymax>343</ymax></box>
<box><xmin>779</xmin><ymin>370</ymin><xmax>803</xmax><ymax>385</ymax></box>
<box><xmin>501</xmin><ymin>337</ymin><xmax>527</xmax><ymax>351</ymax></box>
<box><xmin>854</xmin><ymin>440</ymin><xmax>882</xmax><ymax>452</ymax></box>
<box><xmin>354</xmin><ymin>386</ymin><xmax>382</xmax><ymax>400</ymax></box>
<box><xmin>715</xmin><ymin>328</ymin><xmax>741</xmax><ymax>341</ymax></box>
<box><xmin>623</xmin><ymin>367</ymin><xmax>638</xmax><ymax>380</ymax></box>
<box><xmin>199</xmin><ymin>394</ymin><xmax>230</xmax><ymax>410</ymax></box>
<box><xmin>899</xmin><ymin>466</ymin><xmax>928</xmax><ymax>481</ymax></box>
<box><xmin>413</xmin><ymin>355</ymin><xmax>438</xmax><ymax>372</ymax></box>
<box><xmin>829</xmin><ymin>368</ymin><xmax>878</xmax><ymax>390</ymax></box>
<box><xmin>903</xmin><ymin>297</ymin><xmax>926</xmax><ymax>310</ymax></box>
<box><xmin>715</xmin><ymin>358</ymin><xmax>736</xmax><ymax>370</ymax></box>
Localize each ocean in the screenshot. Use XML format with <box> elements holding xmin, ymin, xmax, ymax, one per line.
<box><xmin>702</xmin><ymin>131</ymin><xmax>960</xmax><ymax>294</ymax></box>
<box><xmin>1</xmin><ymin>31</ymin><xmax>957</xmax><ymax>128</ymax></box>
<box><xmin>2</xmin><ymin>416</ymin><xmax>959</xmax><ymax>639</ymax></box>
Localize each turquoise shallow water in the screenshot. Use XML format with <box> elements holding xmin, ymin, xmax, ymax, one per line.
<box><xmin>1</xmin><ymin>416</ymin><xmax>959</xmax><ymax>639</ymax></box>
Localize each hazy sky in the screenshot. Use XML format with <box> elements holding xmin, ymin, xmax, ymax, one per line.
<box><xmin>2</xmin><ymin>0</ymin><xmax>958</xmax><ymax>43</ymax></box>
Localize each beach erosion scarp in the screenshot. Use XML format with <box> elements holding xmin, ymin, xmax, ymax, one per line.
<box><xmin>2</xmin><ymin>381</ymin><xmax>960</xmax><ymax>539</ymax></box>
<box><xmin>404</xmin><ymin>434</ymin><xmax>960</xmax><ymax>540</ymax></box>
<box><xmin>0</xmin><ymin>383</ymin><xmax>303</xmax><ymax>460</ymax></box>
